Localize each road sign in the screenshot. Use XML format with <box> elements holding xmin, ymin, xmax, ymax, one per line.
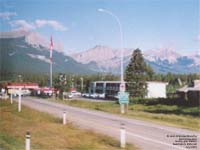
<box><xmin>7</xmin><ymin>83</ymin><xmax>39</xmax><ymax>89</ymax></box>
<box><xmin>118</xmin><ymin>92</ymin><xmax>129</xmax><ymax>104</ymax></box>
<box><xmin>8</xmin><ymin>89</ymin><xmax>15</xmax><ymax>94</ymax></box>
<box><xmin>120</xmin><ymin>83</ymin><xmax>126</xmax><ymax>92</ymax></box>
<box><xmin>8</xmin><ymin>89</ymin><xmax>18</xmax><ymax>95</ymax></box>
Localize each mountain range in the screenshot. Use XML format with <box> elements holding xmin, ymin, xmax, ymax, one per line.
<box><xmin>70</xmin><ymin>45</ymin><xmax>200</xmax><ymax>74</ymax></box>
<box><xmin>0</xmin><ymin>30</ymin><xmax>94</xmax><ymax>74</ymax></box>
<box><xmin>0</xmin><ymin>30</ymin><xmax>199</xmax><ymax>75</ymax></box>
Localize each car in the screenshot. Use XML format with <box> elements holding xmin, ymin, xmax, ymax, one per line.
<box><xmin>67</xmin><ymin>93</ymin><xmax>73</xmax><ymax>99</ymax></box>
<box><xmin>90</xmin><ymin>93</ymin><xmax>98</xmax><ymax>98</ymax></box>
<box><xmin>71</xmin><ymin>91</ymin><xmax>81</xmax><ymax>97</ymax></box>
<box><xmin>63</xmin><ymin>92</ymin><xmax>73</xmax><ymax>99</ymax></box>
<box><xmin>81</xmin><ymin>93</ymin><xmax>90</xmax><ymax>97</ymax></box>
<box><xmin>98</xmin><ymin>93</ymin><xmax>105</xmax><ymax>99</ymax></box>
<box><xmin>21</xmin><ymin>90</ymin><xmax>31</xmax><ymax>96</ymax></box>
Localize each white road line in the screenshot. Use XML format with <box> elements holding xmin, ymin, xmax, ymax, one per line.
<box><xmin>67</xmin><ymin>112</ymin><xmax>187</xmax><ymax>150</ymax></box>
<box><xmin>127</xmin><ymin>132</ymin><xmax>187</xmax><ymax>150</ymax></box>
<box><xmin>21</xmin><ymin>98</ymin><xmax>199</xmax><ymax>150</ymax></box>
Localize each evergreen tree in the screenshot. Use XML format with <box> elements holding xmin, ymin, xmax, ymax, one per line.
<box><xmin>125</xmin><ymin>48</ymin><xmax>153</xmax><ymax>98</ymax></box>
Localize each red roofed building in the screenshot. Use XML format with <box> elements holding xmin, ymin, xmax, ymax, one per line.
<box><xmin>7</xmin><ymin>83</ymin><xmax>39</xmax><ymax>89</ymax></box>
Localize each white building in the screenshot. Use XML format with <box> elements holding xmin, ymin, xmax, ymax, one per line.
<box><xmin>146</xmin><ymin>81</ymin><xmax>168</xmax><ymax>98</ymax></box>
<box><xmin>89</xmin><ymin>81</ymin><xmax>168</xmax><ymax>99</ymax></box>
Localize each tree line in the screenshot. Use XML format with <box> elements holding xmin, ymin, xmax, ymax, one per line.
<box><xmin>0</xmin><ymin>49</ymin><xmax>199</xmax><ymax>98</ymax></box>
<box><xmin>125</xmin><ymin>48</ymin><xmax>200</xmax><ymax>98</ymax></box>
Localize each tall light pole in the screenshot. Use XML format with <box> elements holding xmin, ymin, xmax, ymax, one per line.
<box><xmin>98</xmin><ymin>8</ymin><xmax>128</xmax><ymax>114</ymax></box>
<box><xmin>98</xmin><ymin>8</ymin><xmax>125</xmax><ymax>86</ymax></box>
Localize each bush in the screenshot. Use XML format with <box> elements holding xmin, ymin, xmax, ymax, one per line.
<box><xmin>129</xmin><ymin>97</ymin><xmax>199</xmax><ymax>107</ymax></box>
<box><xmin>129</xmin><ymin>97</ymin><xmax>157</xmax><ymax>104</ymax></box>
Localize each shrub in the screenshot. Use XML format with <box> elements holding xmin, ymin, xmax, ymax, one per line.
<box><xmin>129</xmin><ymin>97</ymin><xmax>198</xmax><ymax>107</ymax></box>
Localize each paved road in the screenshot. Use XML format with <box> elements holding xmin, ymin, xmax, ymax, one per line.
<box><xmin>16</xmin><ymin>97</ymin><xmax>199</xmax><ymax>150</ymax></box>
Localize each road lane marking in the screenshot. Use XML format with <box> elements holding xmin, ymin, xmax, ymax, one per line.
<box><xmin>23</xmin><ymin>100</ymin><xmax>185</xmax><ymax>150</ymax></box>
<box><xmin>67</xmin><ymin>114</ymin><xmax>188</xmax><ymax>150</ymax></box>
<box><xmin>29</xmin><ymin>98</ymin><xmax>198</xmax><ymax>135</ymax></box>
<box><xmin>21</xmin><ymin>98</ymin><xmax>197</xmax><ymax>150</ymax></box>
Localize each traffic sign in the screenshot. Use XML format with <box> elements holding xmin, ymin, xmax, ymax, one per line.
<box><xmin>8</xmin><ymin>89</ymin><xmax>17</xmax><ymax>94</ymax></box>
<box><xmin>118</xmin><ymin>92</ymin><xmax>129</xmax><ymax>104</ymax></box>
<box><xmin>7</xmin><ymin>83</ymin><xmax>39</xmax><ymax>89</ymax></box>
<box><xmin>120</xmin><ymin>83</ymin><xmax>126</xmax><ymax>92</ymax></box>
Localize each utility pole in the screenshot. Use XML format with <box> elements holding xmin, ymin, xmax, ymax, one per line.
<box><xmin>98</xmin><ymin>8</ymin><xmax>128</xmax><ymax>114</ymax></box>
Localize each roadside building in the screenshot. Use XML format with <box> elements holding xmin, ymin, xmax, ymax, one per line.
<box><xmin>89</xmin><ymin>81</ymin><xmax>168</xmax><ymax>99</ymax></box>
<box><xmin>146</xmin><ymin>81</ymin><xmax>168</xmax><ymax>98</ymax></box>
<box><xmin>89</xmin><ymin>81</ymin><xmax>121</xmax><ymax>99</ymax></box>
<box><xmin>7</xmin><ymin>83</ymin><xmax>39</xmax><ymax>89</ymax></box>
<box><xmin>176</xmin><ymin>80</ymin><xmax>200</xmax><ymax>101</ymax></box>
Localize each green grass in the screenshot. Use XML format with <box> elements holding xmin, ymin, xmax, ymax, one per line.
<box><xmin>49</xmin><ymin>99</ymin><xmax>200</xmax><ymax>131</ymax></box>
<box><xmin>0</xmin><ymin>100</ymin><xmax>134</xmax><ymax>150</ymax></box>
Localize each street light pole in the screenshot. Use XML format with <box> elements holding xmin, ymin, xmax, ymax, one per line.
<box><xmin>98</xmin><ymin>8</ymin><xmax>124</xmax><ymax>84</ymax></box>
<box><xmin>98</xmin><ymin>8</ymin><xmax>127</xmax><ymax>114</ymax></box>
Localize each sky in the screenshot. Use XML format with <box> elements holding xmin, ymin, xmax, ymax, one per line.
<box><xmin>0</xmin><ymin>0</ymin><xmax>199</xmax><ymax>54</ymax></box>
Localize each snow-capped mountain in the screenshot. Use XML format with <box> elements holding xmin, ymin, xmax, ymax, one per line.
<box><xmin>0</xmin><ymin>29</ymin><xmax>64</xmax><ymax>51</ymax></box>
<box><xmin>70</xmin><ymin>46</ymin><xmax>200</xmax><ymax>74</ymax></box>
<box><xmin>71</xmin><ymin>45</ymin><xmax>133</xmax><ymax>72</ymax></box>
<box><xmin>0</xmin><ymin>31</ymin><xmax>94</xmax><ymax>74</ymax></box>
<box><xmin>1</xmin><ymin>29</ymin><xmax>199</xmax><ymax>74</ymax></box>
<box><xmin>143</xmin><ymin>48</ymin><xmax>181</xmax><ymax>63</ymax></box>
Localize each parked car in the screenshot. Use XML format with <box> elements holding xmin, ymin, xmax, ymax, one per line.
<box><xmin>82</xmin><ymin>93</ymin><xmax>90</xmax><ymax>97</ymax></box>
<box><xmin>68</xmin><ymin>94</ymin><xmax>73</xmax><ymax>98</ymax></box>
<box><xmin>22</xmin><ymin>90</ymin><xmax>31</xmax><ymax>96</ymax></box>
<box><xmin>71</xmin><ymin>91</ymin><xmax>81</xmax><ymax>97</ymax></box>
<box><xmin>90</xmin><ymin>93</ymin><xmax>98</xmax><ymax>98</ymax></box>
<box><xmin>98</xmin><ymin>93</ymin><xmax>105</xmax><ymax>99</ymax></box>
<box><xmin>63</xmin><ymin>92</ymin><xmax>73</xmax><ymax>99</ymax></box>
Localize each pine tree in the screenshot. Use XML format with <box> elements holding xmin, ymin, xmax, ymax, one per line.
<box><xmin>125</xmin><ymin>48</ymin><xmax>153</xmax><ymax>98</ymax></box>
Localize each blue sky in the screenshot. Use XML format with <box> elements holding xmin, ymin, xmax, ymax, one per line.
<box><xmin>0</xmin><ymin>0</ymin><xmax>199</xmax><ymax>53</ymax></box>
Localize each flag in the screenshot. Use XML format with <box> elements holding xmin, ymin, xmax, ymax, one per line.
<box><xmin>50</xmin><ymin>36</ymin><xmax>53</xmax><ymax>62</ymax></box>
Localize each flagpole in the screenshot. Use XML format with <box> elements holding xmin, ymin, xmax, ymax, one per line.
<box><xmin>50</xmin><ymin>36</ymin><xmax>53</xmax><ymax>88</ymax></box>
<box><xmin>50</xmin><ymin>57</ymin><xmax>52</xmax><ymax>88</ymax></box>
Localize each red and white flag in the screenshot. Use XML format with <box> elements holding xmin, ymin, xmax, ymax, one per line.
<box><xmin>50</xmin><ymin>36</ymin><xmax>53</xmax><ymax>62</ymax></box>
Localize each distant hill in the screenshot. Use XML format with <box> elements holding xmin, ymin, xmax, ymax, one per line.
<box><xmin>1</xmin><ymin>29</ymin><xmax>199</xmax><ymax>75</ymax></box>
<box><xmin>0</xmin><ymin>35</ymin><xmax>94</xmax><ymax>74</ymax></box>
<box><xmin>70</xmin><ymin>45</ymin><xmax>200</xmax><ymax>74</ymax></box>
<box><xmin>70</xmin><ymin>45</ymin><xmax>133</xmax><ymax>73</ymax></box>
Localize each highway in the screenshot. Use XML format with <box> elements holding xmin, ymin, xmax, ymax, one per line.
<box><xmin>17</xmin><ymin>97</ymin><xmax>199</xmax><ymax>150</ymax></box>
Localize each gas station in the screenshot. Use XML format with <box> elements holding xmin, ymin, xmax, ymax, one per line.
<box><xmin>6</xmin><ymin>83</ymin><xmax>39</xmax><ymax>112</ymax></box>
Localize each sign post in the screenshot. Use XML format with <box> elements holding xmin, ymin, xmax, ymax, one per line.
<box><xmin>18</xmin><ymin>88</ymin><xmax>22</xmax><ymax>112</ymax></box>
<box><xmin>120</xmin><ymin>83</ymin><xmax>126</xmax><ymax>92</ymax></box>
<box><xmin>120</xmin><ymin>104</ymin><xmax>125</xmax><ymax>114</ymax></box>
<box><xmin>10</xmin><ymin>94</ymin><xmax>13</xmax><ymax>104</ymax></box>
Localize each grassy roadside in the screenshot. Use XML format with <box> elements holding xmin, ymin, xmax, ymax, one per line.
<box><xmin>49</xmin><ymin>99</ymin><xmax>200</xmax><ymax>131</ymax></box>
<box><xmin>0</xmin><ymin>100</ymin><xmax>134</xmax><ymax>150</ymax></box>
